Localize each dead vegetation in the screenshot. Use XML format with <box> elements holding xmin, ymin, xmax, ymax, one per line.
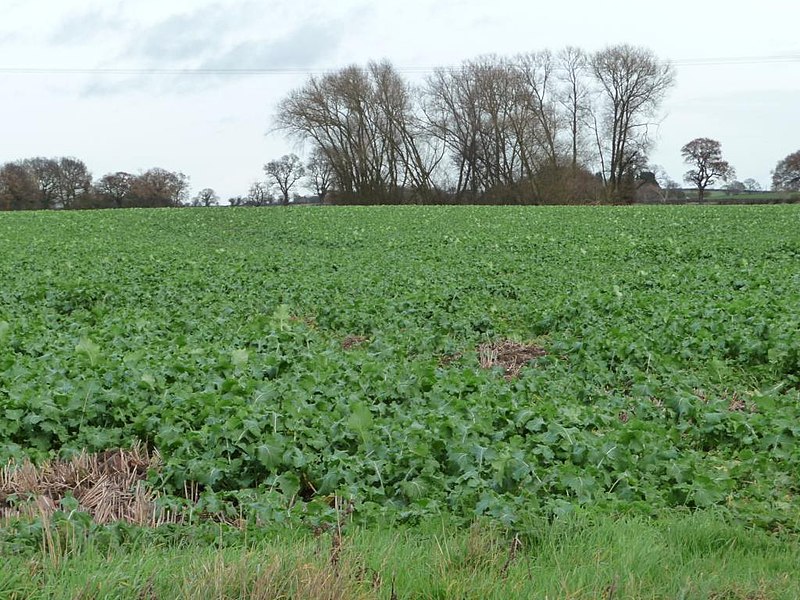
<box><xmin>341</xmin><ymin>335</ymin><xmax>369</xmax><ymax>350</ymax></box>
<box><xmin>290</xmin><ymin>314</ymin><xmax>318</xmax><ymax>328</ymax></box>
<box><xmin>0</xmin><ymin>442</ymin><xmax>175</xmax><ymax>526</ymax></box>
<box><xmin>478</xmin><ymin>340</ymin><xmax>546</xmax><ymax>379</ymax></box>
<box><xmin>438</xmin><ymin>351</ymin><xmax>464</xmax><ymax>367</ymax></box>
<box><xmin>697</xmin><ymin>388</ymin><xmax>756</xmax><ymax>413</ymax></box>
<box><xmin>727</xmin><ymin>392</ymin><xmax>756</xmax><ymax>413</ymax></box>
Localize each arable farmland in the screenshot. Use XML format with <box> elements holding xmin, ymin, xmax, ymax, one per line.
<box><xmin>1</xmin><ymin>206</ymin><xmax>799</xmax><ymax>528</ymax></box>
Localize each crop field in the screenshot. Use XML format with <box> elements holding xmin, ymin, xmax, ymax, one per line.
<box><xmin>1</xmin><ymin>205</ymin><xmax>799</xmax><ymax>533</ymax></box>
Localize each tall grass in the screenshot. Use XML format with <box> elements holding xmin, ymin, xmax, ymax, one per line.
<box><xmin>1</xmin><ymin>511</ymin><xmax>798</xmax><ymax>599</ymax></box>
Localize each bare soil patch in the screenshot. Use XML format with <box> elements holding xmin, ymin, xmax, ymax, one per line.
<box><xmin>478</xmin><ymin>340</ymin><xmax>546</xmax><ymax>379</ymax></box>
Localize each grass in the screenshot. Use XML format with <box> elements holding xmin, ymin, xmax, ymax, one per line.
<box><xmin>1</xmin><ymin>512</ymin><xmax>798</xmax><ymax>599</ymax></box>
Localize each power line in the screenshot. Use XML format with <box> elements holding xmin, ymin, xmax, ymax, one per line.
<box><xmin>671</xmin><ymin>54</ymin><xmax>800</xmax><ymax>66</ymax></box>
<box><xmin>0</xmin><ymin>66</ymin><xmax>437</xmax><ymax>76</ymax></box>
<box><xmin>0</xmin><ymin>54</ymin><xmax>798</xmax><ymax>76</ymax></box>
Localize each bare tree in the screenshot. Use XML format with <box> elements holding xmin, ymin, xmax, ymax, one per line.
<box><xmin>369</xmin><ymin>61</ymin><xmax>444</xmax><ymax>200</ymax></box>
<box><xmin>743</xmin><ymin>178</ymin><xmax>762</xmax><ymax>192</ymax></box>
<box><xmin>264</xmin><ymin>154</ymin><xmax>305</xmax><ymax>205</ymax></box>
<box><xmin>247</xmin><ymin>181</ymin><xmax>273</xmax><ymax>206</ymax></box>
<box><xmin>191</xmin><ymin>188</ymin><xmax>220</xmax><ymax>207</ymax></box>
<box><xmin>557</xmin><ymin>47</ymin><xmax>592</xmax><ymax>169</ymax></box>
<box><xmin>772</xmin><ymin>150</ymin><xmax>800</xmax><ymax>192</ymax></box>
<box><xmin>424</xmin><ymin>63</ymin><xmax>484</xmax><ymax>198</ymax></box>
<box><xmin>424</xmin><ymin>51</ymin><xmax>597</xmax><ymax>203</ymax></box>
<box><xmin>277</xmin><ymin>67</ymin><xmax>379</xmax><ymax>201</ymax></box>
<box><xmin>277</xmin><ymin>61</ymin><xmax>441</xmax><ymax>203</ymax></box>
<box><xmin>681</xmin><ymin>137</ymin><xmax>735</xmax><ymax>202</ymax></box>
<box><xmin>649</xmin><ymin>164</ymin><xmax>682</xmax><ymax>202</ymax></box>
<box><xmin>426</xmin><ymin>56</ymin><xmax>527</xmax><ymax>200</ymax></box>
<box><xmin>514</xmin><ymin>51</ymin><xmax>561</xmax><ymax>169</ymax></box>
<box><xmin>590</xmin><ymin>45</ymin><xmax>675</xmax><ymax>201</ymax></box>
<box><xmin>306</xmin><ymin>148</ymin><xmax>334</xmax><ymax>202</ymax></box>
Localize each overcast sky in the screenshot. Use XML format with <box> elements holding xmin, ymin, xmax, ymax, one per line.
<box><xmin>2</xmin><ymin>0</ymin><xmax>799</xmax><ymax>200</ymax></box>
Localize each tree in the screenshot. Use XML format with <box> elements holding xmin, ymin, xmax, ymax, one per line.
<box><xmin>53</xmin><ymin>157</ymin><xmax>92</xmax><ymax>209</ymax></box>
<box><xmin>306</xmin><ymin>149</ymin><xmax>334</xmax><ymax>202</ymax></box>
<box><xmin>264</xmin><ymin>154</ymin><xmax>305</xmax><ymax>205</ymax></box>
<box><xmin>191</xmin><ymin>188</ymin><xmax>219</xmax><ymax>207</ymax></box>
<box><xmin>128</xmin><ymin>168</ymin><xmax>188</xmax><ymax>207</ymax></box>
<box><xmin>590</xmin><ymin>45</ymin><xmax>675</xmax><ymax>201</ymax></box>
<box><xmin>557</xmin><ymin>46</ymin><xmax>591</xmax><ymax>169</ymax></box>
<box><xmin>743</xmin><ymin>178</ymin><xmax>761</xmax><ymax>192</ymax></box>
<box><xmin>95</xmin><ymin>172</ymin><xmax>135</xmax><ymax>208</ymax></box>
<box><xmin>724</xmin><ymin>180</ymin><xmax>746</xmax><ymax>195</ymax></box>
<box><xmin>18</xmin><ymin>156</ymin><xmax>91</xmax><ymax>209</ymax></box>
<box><xmin>247</xmin><ymin>181</ymin><xmax>273</xmax><ymax>206</ymax></box>
<box><xmin>277</xmin><ymin>61</ymin><xmax>442</xmax><ymax>204</ymax></box>
<box><xmin>21</xmin><ymin>157</ymin><xmax>59</xmax><ymax>209</ymax></box>
<box><xmin>772</xmin><ymin>150</ymin><xmax>800</xmax><ymax>192</ymax></box>
<box><xmin>681</xmin><ymin>137</ymin><xmax>735</xmax><ymax>202</ymax></box>
<box><xmin>425</xmin><ymin>54</ymin><xmax>555</xmax><ymax>202</ymax></box>
<box><xmin>0</xmin><ymin>163</ymin><xmax>40</xmax><ymax>211</ymax></box>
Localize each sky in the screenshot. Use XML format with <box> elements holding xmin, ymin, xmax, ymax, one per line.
<box><xmin>1</xmin><ymin>0</ymin><xmax>799</xmax><ymax>200</ymax></box>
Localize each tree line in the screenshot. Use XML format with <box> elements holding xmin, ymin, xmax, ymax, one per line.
<box><xmin>3</xmin><ymin>41</ymin><xmax>799</xmax><ymax>211</ymax></box>
<box><xmin>273</xmin><ymin>45</ymin><xmax>800</xmax><ymax>205</ymax></box>
<box><xmin>274</xmin><ymin>44</ymin><xmax>676</xmax><ymax>204</ymax></box>
<box><xmin>0</xmin><ymin>157</ymin><xmax>189</xmax><ymax>211</ymax></box>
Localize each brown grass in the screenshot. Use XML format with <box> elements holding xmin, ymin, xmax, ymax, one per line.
<box><xmin>477</xmin><ymin>340</ymin><xmax>546</xmax><ymax>379</ymax></box>
<box><xmin>0</xmin><ymin>442</ymin><xmax>175</xmax><ymax>526</ymax></box>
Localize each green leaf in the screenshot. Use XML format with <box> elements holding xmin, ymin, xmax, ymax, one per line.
<box><xmin>256</xmin><ymin>437</ymin><xmax>284</xmax><ymax>469</ymax></box>
<box><xmin>347</xmin><ymin>403</ymin><xmax>373</xmax><ymax>434</ymax></box>
<box><xmin>277</xmin><ymin>472</ymin><xmax>300</xmax><ymax>499</ymax></box>
<box><xmin>271</xmin><ymin>304</ymin><xmax>292</xmax><ymax>331</ymax></box>
<box><xmin>231</xmin><ymin>348</ymin><xmax>249</xmax><ymax>368</ymax></box>
<box><xmin>561</xmin><ymin>474</ymin><xmax>596</xmax><ymax>502</ymax></box>
<box><xmin>400</xmin><ymin>478</ymin><xmax>428</xmax><ymax>500</ymax></box>
<box><xmin>75</xmin><ymin>337</ymin><xmax>101</xmax><ymax>366</ymax></box>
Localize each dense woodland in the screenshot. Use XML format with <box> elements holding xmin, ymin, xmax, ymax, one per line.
<box><xmin>2</xmin><ymin>44</ymin><xmax>799</xmax><ymax>210</ymax></box>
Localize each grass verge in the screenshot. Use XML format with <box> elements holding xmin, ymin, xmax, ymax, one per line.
<box><xmin>1</xmin><ymin>511</ymin><xmax>798</xmax><ymax>599</ymax></box>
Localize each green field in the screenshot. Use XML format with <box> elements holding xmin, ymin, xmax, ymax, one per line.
<box><xmin>701</xmin><ymin>190</ymin><xmax>799</xmax><ymax>203</ymax></box>
<box><xmin>1</xmin><ymin>206</ymin><xmax>799</xmax><ymax>597</ymax></box>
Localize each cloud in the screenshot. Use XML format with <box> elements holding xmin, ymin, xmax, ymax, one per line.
<box><xmin>199</xmin><ymin>23</ymin><xmax>343</xmax><ymax>71</ymax></box>
<box><xmin>81</xmin><ymin>21</ymin><xmax>344</xmax><ymax>97</ymax></box>
<box><xmin>125</xmin><ymin>2</ymin><xmax>261</xmax><ymax>62</ymax></box>
<box><xmin>76</xmin><ymin>0</ymin><xmax>369</xmax><ymax>97</ymax></box>
<box><xmin>50</xmin><ymin>9</ymin><xmax>130</xmax><ymax>45</ymax></box>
